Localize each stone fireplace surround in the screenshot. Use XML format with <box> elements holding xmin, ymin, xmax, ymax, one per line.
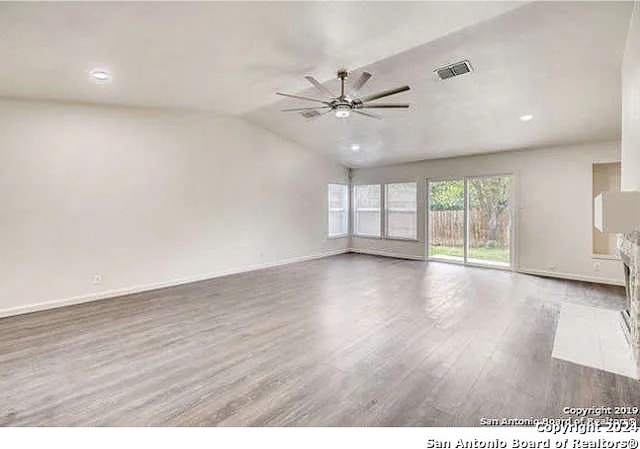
<box><xmin>618</xmin><ymin>231</ymin><xmax>640</xmax><ymax>377</ymax></box>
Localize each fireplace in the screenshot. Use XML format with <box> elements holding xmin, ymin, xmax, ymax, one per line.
<box><xmin>618</xmin><ymin>231</ymin><xmax>640</xmax><ymax>376</ymax></box>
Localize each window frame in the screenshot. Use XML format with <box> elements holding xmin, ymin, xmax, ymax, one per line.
<box><xmin>327</xmin><ymin>183</ymin><xmax>349</xmax><ymax>239</ymax></box>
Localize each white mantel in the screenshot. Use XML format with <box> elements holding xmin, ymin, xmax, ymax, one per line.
<box><xmin>594</xmin><ymin>191</ymin><xmax>640</xmax><ymax>233</ymax></box>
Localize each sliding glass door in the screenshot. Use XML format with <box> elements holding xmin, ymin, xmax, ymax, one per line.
<box><xmin>428</xmin><ymin>179</ymin><xmax>465</xmax><ymax>262</ymax></box>
<box><xmin>467</xmin><ymin>176</ymin><xmax>512</xmax><ymax>266</ymax></box>
<box><xmin>428</xmin><ymin>175</ymin><xmax>513</xmax><ymax>268</ymax></box>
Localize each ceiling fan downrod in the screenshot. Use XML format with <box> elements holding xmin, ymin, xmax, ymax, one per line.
<box><xmin>337</xmin><ymin>69</ymin><xmax>348</xmax><ymax>99</ymax></box>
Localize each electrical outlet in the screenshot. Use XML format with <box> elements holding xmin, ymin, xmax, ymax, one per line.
<box><xmin>93</xmin><ymin>274</ymin><xmax>102</xmax><ymax>285</ymax></box>
<box><xmin>593</xmin><ymin>261</ymin><xmax>601</xmax><ymax>273</ymax></box>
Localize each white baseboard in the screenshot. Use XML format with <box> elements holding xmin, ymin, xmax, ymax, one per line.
<box><xmin>0</xmin><ymin>249</ymin><xmax>350</xmax><ymax>319</ymax></box>
<box><xmin>348</xmin><ymin>251</ymin><xmax>624</xmax><ymax>286</ymax></box>
<box><xmin>2</xmin><ymin>251</ymin><xmax>621</xmax><ymax>319</ymax></box>
<box><xmin>348</xmin><ymin>248</ymin><xmax>425</xmax><ymax>261</ymax></box>
<box><xmin>518</xmin><ymin>267</ymin><xmax>625</xmax><ymax>287</ymax></box>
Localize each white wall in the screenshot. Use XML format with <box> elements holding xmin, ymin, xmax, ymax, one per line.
<box><xmin>0</xmin><ymin>98</ymin><xmax>348</xmax><ymax>316</ymax></box>
<box><xmin>351</xmin><ymin>141</ymin><xmax>624</xmax><ymax>285</ymax></box>
<box><xmin>622</xmin><ymin>1</ymin><xmax>640</xmax><ymax>192</ymax></box>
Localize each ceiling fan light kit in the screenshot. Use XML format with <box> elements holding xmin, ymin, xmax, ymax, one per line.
<box><xmin>276</xmin><ymin>69</ymin><xmax>411</xmax><ymax>120</ymax></box>
<box><xmin>335</xmin><ymin>104</ymin><xmax>351</xmax><ymax>118</ymax></box>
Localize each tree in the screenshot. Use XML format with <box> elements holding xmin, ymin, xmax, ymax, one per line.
<box><xmin>429</xmin><ymin>180</ymin><xmax>464</xmax><ymax>210</ymax></box>
<box><xmin>468</xmin><ymin>177</ymin><xmax>510</xmax><ymax>247</ymax></box>
<box><xmin>429</xmin><ymin>177</ymin><xmax>511</xmax><ymax>247</ymax></box>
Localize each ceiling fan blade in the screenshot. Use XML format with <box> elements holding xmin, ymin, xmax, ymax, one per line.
<box><xmin>353</xmin><ymin>110</ymin><xmax>382</xmax><ymax>120</ymax></box>
<box><xmin>299</xmin><ymin>109</ymin><xmax>333</xmax><ymax>119</ymax></box>
<box><xmin>304</xmin><ymin>76</ymin><xmax>335</xmax><ymax>98</ymax></box>
<box><xmin>282</xmin><ymin>106</ymin><xmax>331</xmax><ymax>112</ymax></box>
<box><xmin>361</xmin><ymin>103</ymin><xmax>410</xmax><ymax>109</ymax></box>
<box><xmin>351</xmin><ymin>72</ymin><xmax>372</xmax><ymax>93</ymax></box>
<box><xmin>276</xmin><ymin>92</ymin><xmax>330</xmax><ymax>105</ymax></box>
<box><xmin>360</xmin><ymin>85</ymin><xmax>410</xmax><ymax>102</ymax></box>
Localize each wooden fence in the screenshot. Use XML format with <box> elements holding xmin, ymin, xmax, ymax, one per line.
<box><xmin>428</xmin><ymin>210</ymin><xmax>510</xmax><ymax>247</ymax></box>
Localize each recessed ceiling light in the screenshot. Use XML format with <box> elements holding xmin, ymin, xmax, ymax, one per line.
<box><xmin>90</xmin><ymin>70</ymin><xmax>110</xmax><ymax>82</ymax></box>
<box><xmin>520</xmin><ymin>114</ymin><xmax>533</xmax><ymax>122</ymax></box>
<box><xmin>351</xmin><ymin>144</ymin><xmax>360</xmax><ymax>151</ymax></box>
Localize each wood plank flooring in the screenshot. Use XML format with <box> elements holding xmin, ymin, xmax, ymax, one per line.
<box><xmin>1</xmin><ymin>253</ymin><xmax>638</xmax><ymax>426</ymax></box>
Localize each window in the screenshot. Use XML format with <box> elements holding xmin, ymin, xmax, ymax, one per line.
<box><xmin>385</xmin><ymin>183</ymin><xmax>417</xmax><ymax>240</ymax></box>
<box><xmin>353</xmin><ymin>184</ymin><xmax>381</xmax><ymax>237</ymax></box>
<box><xmin>328</xmin><ymin>183</ymin><xmax>348</xmax><ymax>237</ymax></box>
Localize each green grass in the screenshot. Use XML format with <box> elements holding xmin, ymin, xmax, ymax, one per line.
<box><xmin>430</xmin><ymin>245</ymin><xmax>464</xmax><ymax>258</ymax></box>
<box><xmin>429</xmin><ymin>245</ymin><xmax>510</xmax><ymax>264</ymax></box>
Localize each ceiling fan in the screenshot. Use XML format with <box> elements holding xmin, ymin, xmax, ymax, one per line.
<box><xmin>276</xmin><ymin>69</ymin><xmax>410</xmax><ymax>120</ymax></box>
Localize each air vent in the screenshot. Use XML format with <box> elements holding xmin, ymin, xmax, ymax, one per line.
<box><xmin>300</xmin><ymin>110</ymin><xmax>321</xmax><ymax>118</ymax></box>
<box><xmin>434</xmin><ymin>60</ymin><xmax>473</xmax><ymax>80</ymax></box>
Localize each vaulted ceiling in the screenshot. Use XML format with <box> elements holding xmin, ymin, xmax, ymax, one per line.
<box><xmin>245</xmin><ymin>1</ymin><xmax>631</xmax><ymax>167</ymax></box>
<box><xmin>0</xmin><ymin>1</ymin><xmax>631</xmax><ymax>167</ymax></box>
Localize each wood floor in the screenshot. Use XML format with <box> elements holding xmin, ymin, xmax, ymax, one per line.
<box><xmin>1</xmin><ymin>253</ymin><xmax>638</xmax><ymax>426</ymax></box>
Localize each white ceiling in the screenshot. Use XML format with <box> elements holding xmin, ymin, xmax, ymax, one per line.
<box><xmin>246</xmin><ymin>1</ymin><xmax>632</xmax><ymax>167</ymax></box>
<box><xmin>0</xmin><ymin>1</ymin><xmax>631</xmax><ymax>168</ymax></box>
<box><xmin>0</xmin><ymin>1</ymin><xmax>524</xmax><ymax>115</ymax></box>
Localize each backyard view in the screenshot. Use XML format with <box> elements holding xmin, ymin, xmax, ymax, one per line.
<box><xmin>428</xmin><ymin>179</ymin><xmax>465</xmax><ymax>261</ymax></box>
<box><xmin>429</xmin><ymin>245</ymin><xmax>510</xmax><ymax>263</ymax></box>
<box><xmin>428</xmin><ymin>176</ymin><xmax>512</xmax><ymax>266</ymax></box>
